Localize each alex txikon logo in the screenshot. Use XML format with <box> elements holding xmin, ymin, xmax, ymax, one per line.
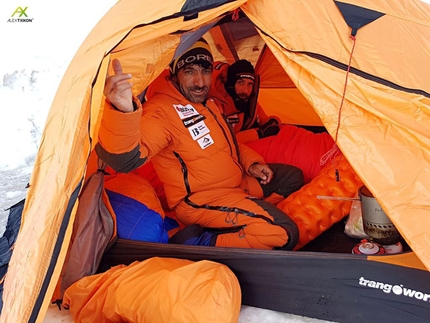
<box><xmin>7</xmin><ymin>7</ymin><xmax>33</xmax><ymax>23</ymax></box>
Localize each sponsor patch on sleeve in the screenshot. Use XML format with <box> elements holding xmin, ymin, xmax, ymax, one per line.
<box><xmin>197</xmin><ymin>134</ymin><xmax>214</xmax><ymax>149</ymax></box>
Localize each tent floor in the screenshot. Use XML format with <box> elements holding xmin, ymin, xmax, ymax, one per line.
<box><xmin>101</xmin><ymin>218</ymin><xmax>410</xmax><ymax>263</ymax></box>
<box><xmin>100</xmin><ymin>219</ymin><xmax>418</xmax><ymax>323</ymax></box>
<box><xmin>299</xmin><ymin>218</ymin><xmax>410</xmax><ymax>253</ymax></box>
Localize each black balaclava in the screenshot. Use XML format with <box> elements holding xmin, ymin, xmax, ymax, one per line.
<box><xmin>225</xmin><ymin>59</ymin><xmax>255</xmax><ymax>113</ymax></box>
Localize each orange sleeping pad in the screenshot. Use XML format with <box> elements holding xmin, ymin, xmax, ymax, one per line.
<box><xmin>277</xmin><ymin>154</ymin><xmax>363</xmax><ymax>250</ymax></box>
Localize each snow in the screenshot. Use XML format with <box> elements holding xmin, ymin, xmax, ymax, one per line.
<box><xmin>2</xmin><ymin>0</ymin><xmax>428</xmax><ymax>322</ymax></box>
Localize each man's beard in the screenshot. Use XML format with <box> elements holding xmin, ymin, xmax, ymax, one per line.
<box><xmin>234</xmin><ymin>99</ymin><xmax>249</xmax><ymax>113</ymax></box>
<box><xmin>236</xmin><ymin>93</ymin><xmax>249</xmax><ymax>101</ymax></box>
<box><xmin>181</xmin><ymin>85</ymin><xmax>209</xmax><ymax>103</ymax></box>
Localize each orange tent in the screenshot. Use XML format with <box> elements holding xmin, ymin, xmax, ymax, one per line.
<box><xmin>2</xmin><ymin>0</ymin><xmax>430</xmax><ymax>322</ymax></box>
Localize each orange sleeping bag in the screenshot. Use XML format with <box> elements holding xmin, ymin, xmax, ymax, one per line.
<box><xmin>245</xmin><ymin>125</ymin><xmax>335</xmax><ymax>184</ymax></box>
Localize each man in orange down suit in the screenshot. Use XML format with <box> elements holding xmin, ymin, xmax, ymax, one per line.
<box><xmin>96</xmin><ymin>38</ymin><xmax>304</xmax><ymax>250</ymax></box>
<box><xmin>210</xmin><ymin>59</ymin><xmax>281</xmax><ymax>143</ymax></box>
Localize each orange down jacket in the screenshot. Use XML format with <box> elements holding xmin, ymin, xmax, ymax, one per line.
<box><xmin>97</xmin><ymin>74</ymin><xmax>265</xmax><ymax>209</ymax></box>
<box><xmin>96</xmin><ymin>73</ymin><xmax>299</xmax><ymax>250</ymax></box>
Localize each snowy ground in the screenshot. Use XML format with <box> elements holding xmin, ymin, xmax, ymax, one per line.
<box><xmin>43</xmin><ymin>303</ymin><xmax>329</xmax><ymax>323</ymax></box>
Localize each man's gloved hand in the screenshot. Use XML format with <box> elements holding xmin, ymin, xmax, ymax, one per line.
<box><xmin>257</xmin><ymin>119</ymin><xmax>281</xmax><ymax>138</ymax></box>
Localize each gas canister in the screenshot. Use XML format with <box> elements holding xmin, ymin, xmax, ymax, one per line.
<box><xmin>352</xmin><ymin>239</ymin><xmax>387</xmax><ymax>255</ymax></box>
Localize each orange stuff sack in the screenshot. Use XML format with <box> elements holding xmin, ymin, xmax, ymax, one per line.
<box><xmin>131</xmin><ymin>161</ymin><xmax>169</xmax><ymax>210</ymax></box>
<box><xmin>131</xmin><ymin>161</ymin><xmax>185</xmax><ymax>233</ymax></box>
<box><xmin>277</xmin><ymin>154</ymin><xmax>363</xmax><ymax>250</ymax></box>
<box><xmin>63</xmin><ymin>257</ymin><xmax>241</xmax><ymax>323</ymax></box>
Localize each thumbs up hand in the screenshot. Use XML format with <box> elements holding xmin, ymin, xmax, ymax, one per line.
<box><xmin>104</xmin><ymin>59</ymin><xmax>134</xmax><ymax>113</ymax></box>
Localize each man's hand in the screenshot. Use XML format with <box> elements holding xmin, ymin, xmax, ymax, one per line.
<box><xmin>248</xmin><ymin>163</ymin><xmax>273</xmax><ymax>185</ymax></box>
<box><xmin>104</xmin><ymin>59</ymin><xmax>134</xmax><ymax>113</ymax></box>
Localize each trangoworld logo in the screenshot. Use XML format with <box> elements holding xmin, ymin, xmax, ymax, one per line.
<box><xmin>182</xmin><ymin>114</ymin><xmax>206</xmax><ymax>128</ymax></box>
<box><xmin>359</xmin><ymin>277</ymin><xmax>430</xmax><ymax>302</ymax></box>
<box><xmin>8</xmin><ymin>7</ymin><xmax>34</xmax><ymax>23</ymax></box>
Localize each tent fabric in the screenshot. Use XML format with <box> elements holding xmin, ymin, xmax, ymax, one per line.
<box><xmin>58</xmin><ymin>169</ymin><xmax>116</xmax><ymax>299</ymax></box>
<box><xmin>2</xmin><ymin>0</ymin><xmax>430</xmax><ymax>322</ymax></box>
<box><xmin>63</xmin><ymin>258</ymin><xmax>241</xmax><ymax>323</ymax></box>
<box><xmin>256</xmin><ymin>46</ymin><xmax>323</xmax><ymax>126</ymax></box>
<box><xmin>334</xmin><ymin>1</ymin><xmax>385</xmax><ymax>36</ymax></box>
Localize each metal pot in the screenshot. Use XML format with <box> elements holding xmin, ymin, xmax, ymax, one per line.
<box><xmin>358</xmin><ymin>186</ymin><xmax>401</xmax><ymax>245</ymax></box>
